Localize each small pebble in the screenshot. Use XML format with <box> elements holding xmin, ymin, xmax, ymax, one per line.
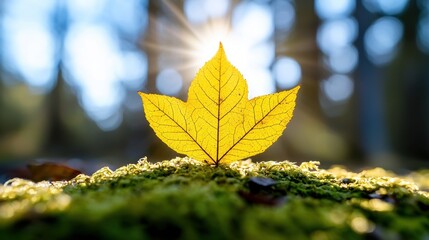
<box><xmin>249</xmin><ymin>177</ymin><xmax>277</xmax><ymax>187</ymax></box>
<box><xmin>248</xmin><ymin>177</ymin><xmax>277</xmax><ymax>193</ymax></box>
<box><xmin>341</xmin><ymin>178</ymin><xmax>352</xmax><ymax>184</ymax></box>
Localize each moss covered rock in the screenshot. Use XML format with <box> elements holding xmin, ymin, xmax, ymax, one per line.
<box><xmin>1</xmin><ymin>158</ymin><xmax>429</xmax><ymax>239</ymax></box>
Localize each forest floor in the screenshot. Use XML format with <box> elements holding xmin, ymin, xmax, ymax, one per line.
<box><xmin>1</xmin><ymin>157</ymin><xmax>429</xmax><ymax>239</ymax></box>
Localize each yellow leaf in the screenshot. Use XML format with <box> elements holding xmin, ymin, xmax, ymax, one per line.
<box><xmin>139</xmin><ymin>43</ymin><xmax>300</xmax><ymax>165</ymax></box>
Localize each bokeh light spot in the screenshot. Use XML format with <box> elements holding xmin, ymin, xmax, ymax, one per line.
<box><xmin>364</xmin><ymin>17</ymin><xmax>403</xmax><ymax>65</ymax></box>
<box><xmin>249</xmin><ymin>42</ymin><xmax>275</xmax><ymax>68</ymax></box>
<box><xmin>363</xmin><ymin>0</ymin><xmax>409</xmax><ymax>15</ymax></box>
<box><xmin>2</xmin><ymin>21</ymin><xmax>56</xmax><ymax>91</ymax></box>
<box><xmin>64</xmin><ymin>23</ymin><xmax>125</xmax><ymax>127</ymax></box>
<box><xmin>322</xmin><ymin>74</ymin><xmax>354</xmax><ymax>102</ymax></box>
<box><xmin>247</xmin><ymin>69</ymin><xmax>275</xmax><ymax>99</ymax></box>
<box><xmin>273</xmin><ymin>0</ymin><xmax>295</xmax><ymax>32</ymax></box>
<box><xmin>317</xmin><ymin>18</ymin><xmax>358</xmax><ymax>55</ymax></box>
<box><xmin>96</xmin><ymin>112</ymin><xmax>123</xmax><ymax>132</ymax></box>
<box><xmin>184</xmin><ymin>0</ymin><xmax>229</xmax><ymax>24</ymax></box>
<box><xmin>184</xmin><ymin>0</ymin><xmax>208</xmax><ymax>24</ymax></box>
<box><xmin>232</xmin><ymin>2</ymin><xmax>274</xmax><ymax>43</ymax></box>
<box><xmin>328</xmin><ymin>45</ymin><xmax>359</xmax><ymax>73</ymax></box>
<box><xmin>350</xmin><ymin>216</ymin><xmax>375</xmax><ymax>234</ymax></box>
<box><xmin>2</xmin><ymin>0</ymin><xmax>57</xmax><ymax>92</ymax></box>
<box><xmin>315</xmin><ymin>0</ymin><xmax>355</xmax><ymax>19</ymax></box>
<box><xmin>273</xmin><ymin>57</ymin><xmax>301</xmax><ymax>89</ymax></box>
<box><xmin>118</xmin><ymin>51</ymin><xmax>148</xmax><ymax>89</ymax></box>
<box><xmin>109</xmin><ymin>0</ymin><xmax>147</xmax><ymax>39</ymax></box>
<box><xmin>156</xmin><ymin>69</ymin><xmax>183</xmax><ymax>96</ymax></box>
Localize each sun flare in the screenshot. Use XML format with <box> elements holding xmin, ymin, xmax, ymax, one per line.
<box><xmin>187</xmin><ymin>20</ymin><xmax>251</xmax><ymax>69</ymax></box>
<box><xmin>144</xmin><ymin>1</ymin><xmax>253</xmax><ymax>76</ymax></box>
<box><xmin>144</xmin><ymin>0</ymin><xmax>280</xmax><ymax>98</ymax></box>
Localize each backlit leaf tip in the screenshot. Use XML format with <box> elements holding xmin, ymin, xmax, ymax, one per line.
<box><xmin>213</xmin><ymin>41</ymin><xmax>227</xmax><ymax>63</ymax></box>
<box><xmin>140</xmin><ymin>44</ymin><xmax>300</xmax><ymax>165</ymax></box>
<box><xmin>218</xmin><ymin>42</ymin><xmax>224</xmax><ymax>51</ymax></box>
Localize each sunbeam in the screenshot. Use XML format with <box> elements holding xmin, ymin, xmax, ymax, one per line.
<box><xmin>142</xmin><ymin>1</ymin><xmax>258</xmax><ymax>79</ymax></box>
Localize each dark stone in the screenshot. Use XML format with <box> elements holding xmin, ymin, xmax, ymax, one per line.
<box><xmin>248</xmin><ymin>177</ymin><xmax>277</xmax><ymax>193</ymax></box>
<box><xmin>341</xmin><ymin>178</ymin><xmax>352</xmax><ymax>184</ymax></box>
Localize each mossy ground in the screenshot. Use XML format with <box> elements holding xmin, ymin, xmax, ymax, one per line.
<box><xmin>1</xmin><ymin>157</ymin><xmax>429</xmax><ymax>240</ymax></box>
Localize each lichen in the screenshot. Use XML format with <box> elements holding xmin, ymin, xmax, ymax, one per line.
<box><xmin>0</xmin><ymin>157</ymin><xmax>428</xmax><ymax>239</ymax></box>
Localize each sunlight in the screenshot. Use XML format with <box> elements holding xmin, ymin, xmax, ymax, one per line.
<box><xmin>188</xmin><ymin>21</ymin><xmax>246</xmax><ymax>67</ymax></box>
<box><xmin>146</xmin><ymin>0</ymin><xmax>275</xmax><ymax>98</ymax></box>
<box><xmin>186</xmin><ymin>21</ymin><xmax>275</xmax><ymax>98</ymax></box>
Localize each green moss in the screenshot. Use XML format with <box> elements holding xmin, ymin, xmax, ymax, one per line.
<box><xmin>1</xmin><ymin>157</ymin><xmax>428</xmax><ymax>239</ymax></box>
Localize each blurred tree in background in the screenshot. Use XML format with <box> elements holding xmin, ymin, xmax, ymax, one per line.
<box><xmin>0</xmin><ymin>0</ymin><xmax>428</xmax><ymax>174</ymax></box>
